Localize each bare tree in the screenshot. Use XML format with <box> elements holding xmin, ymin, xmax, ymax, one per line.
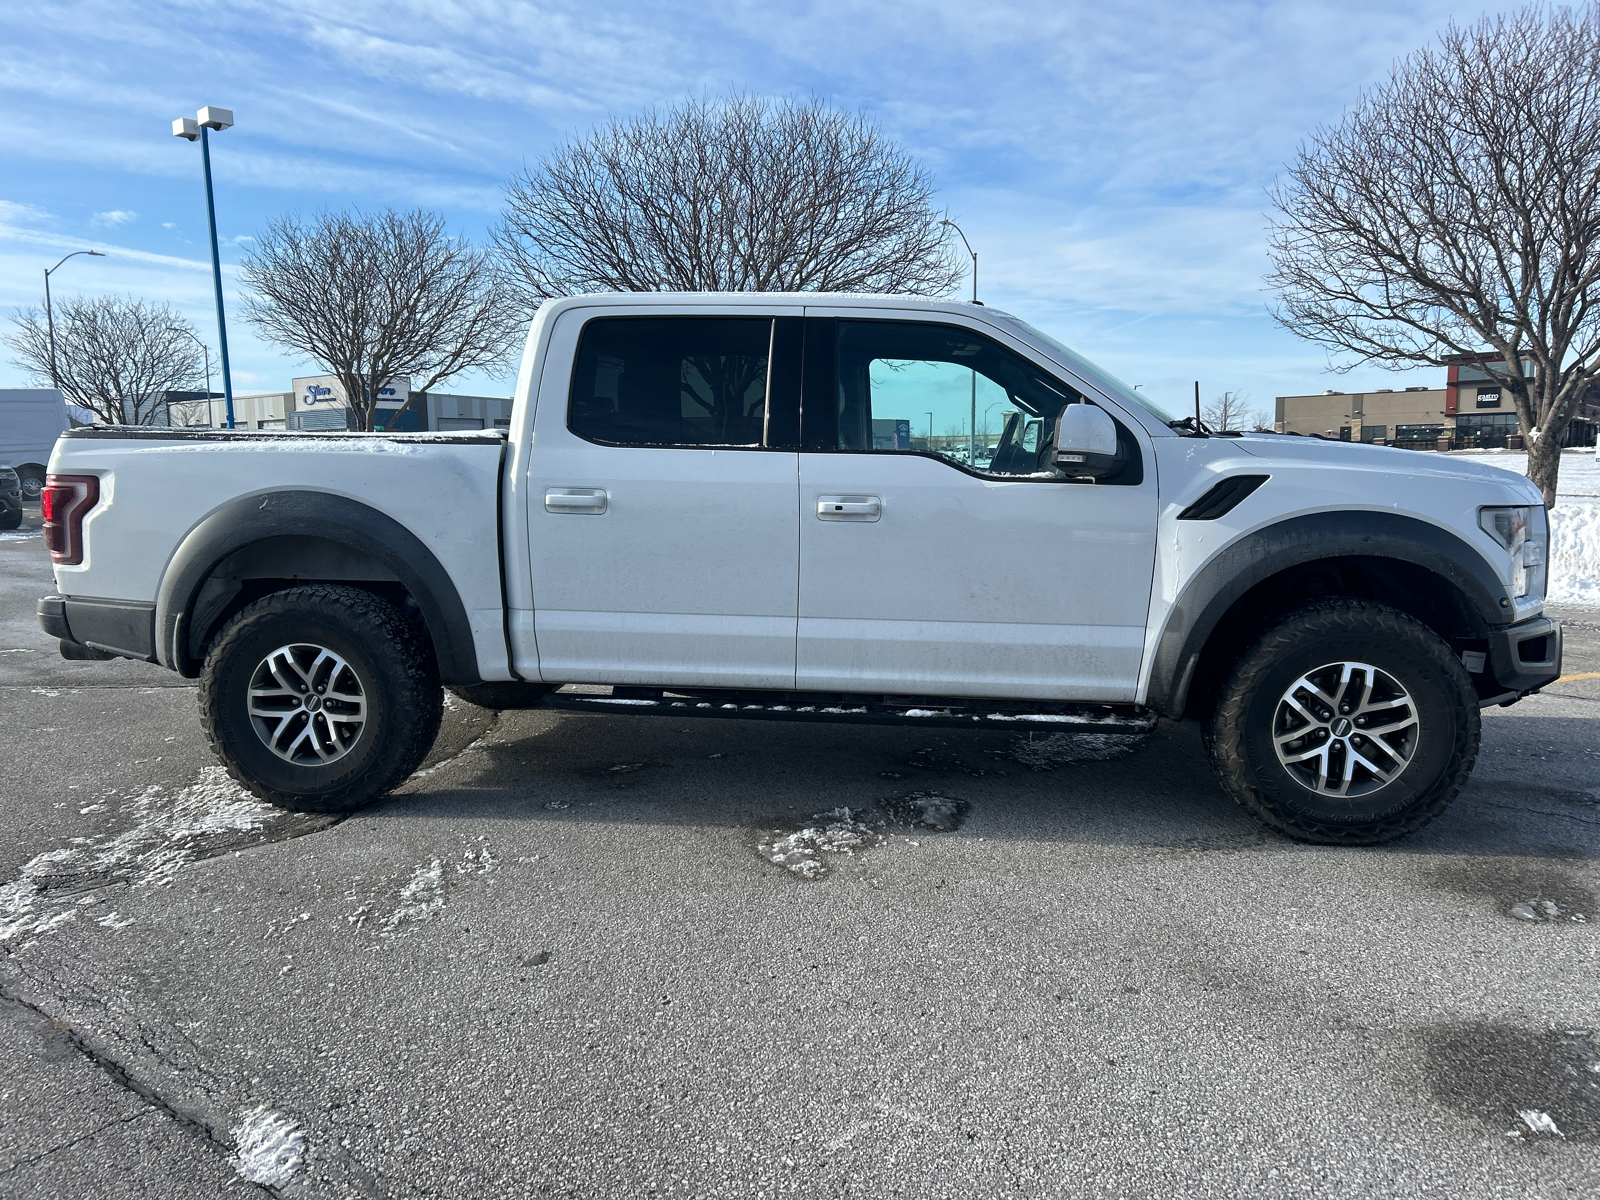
<box><xmin>494</xmin><ymin>94</ymin><xmax>962</xmax><ymax>305</ymax></box>
<box><xmin>241</xmin><ymin>210</ymin><xmax>521</xmax><ymax>432</ymax></box>
<box><xmin>1202</xmin><ymin>390</ymin><xmax>1260</xmax><ymax>432</ymax></box>
<box><xmin>1267</xmin><ymin>5</ymin><xmax>1600</xmax><ymax>505</ymax></box>
<box><xmin>5</xmin><ymin>296</ymin><xmax>201</xmax><ymax>425</ymax></box>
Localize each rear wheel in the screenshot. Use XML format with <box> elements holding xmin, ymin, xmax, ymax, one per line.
<box><xmin>1206</xmin><ymin>598</ymin><xmax>1479</xmax><ymax>844</ymax></box>
<box><xmin>199</xmin><ymin>585</ymin><xmax>442</xmax><ymax>812</ymax></box>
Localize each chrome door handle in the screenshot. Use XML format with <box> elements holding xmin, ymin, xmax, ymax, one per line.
<box><xmin>545</xmin><ymin>488</ymin><xmax>608</xmax><ymax>514</ymax></box>
<box><xmin>816</xmin><ymin>494</ymin><xmax>882</xmax><ymax>522</ymax></box>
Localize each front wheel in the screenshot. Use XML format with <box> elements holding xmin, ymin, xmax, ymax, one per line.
<box><xmin>1206</xmin><ymin>599</ymin><xmax>1480</xmax><ymax>845</ymax></box>
<box><xmin>199</xmin><ymin>585</ymin><xmax>442</xmax><ymax>812</ymax></box>
<box><xmin>17</xmin><ymin>467</ymin><xmax>44</xmax><ymax>503</ymax></box>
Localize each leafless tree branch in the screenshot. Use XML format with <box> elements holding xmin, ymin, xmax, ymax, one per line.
<box><xmin>492</xmin><ymin>94</ymin><xmax>963</xmax><ymax>306</ymax></box>
<box><xmin>1266</xmin><ymin>3</ymin><xmax>1600</xmax><ymax>503</ymax></box>
<box><xmin>4</xmin><ymin>296</ymin><xmax>202</xmax><ymax>425</ymax></box>
<box><xmin>240</xmin><ymin>209</ymin><xmax>522</xmax><ymax>431</ymax></box>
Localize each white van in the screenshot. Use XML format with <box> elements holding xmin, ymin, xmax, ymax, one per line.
<box><xmin>0</xmin><ymin>389</ymin><xmax>71</xmax><ymax>502</ymax></box>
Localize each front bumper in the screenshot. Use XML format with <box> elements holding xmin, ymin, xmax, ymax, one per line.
<box><xmin>1483</xmin><ymin>613</ymin><xmax>1562</xmax><ymax>700</ymax></box>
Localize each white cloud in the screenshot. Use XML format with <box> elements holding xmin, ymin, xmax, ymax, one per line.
<box><xmin>0</xmin><ymin>200</ymin><xmax>49</xmax><ymax>224</ymax></box>
<box><xmin>92</xmin><ymin>209</ymin><xmax>137</xmax><ymax>226</ymax></box>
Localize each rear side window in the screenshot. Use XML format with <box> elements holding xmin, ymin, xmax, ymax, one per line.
<box><xmin>570</xmin><ymin>317</ymin><xmax>772</xmax><ymax>447</ymax></box>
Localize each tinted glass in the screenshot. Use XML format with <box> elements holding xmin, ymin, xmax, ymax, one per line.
<box><xmin>833</xmin><ymin>321</ymin><xmax>1081</xmax><ymax>477</ymax></box>
<box><xmin>571</xmin><ymin>317</ymin><xmax>772</xmax><ymax>447</ymax></box>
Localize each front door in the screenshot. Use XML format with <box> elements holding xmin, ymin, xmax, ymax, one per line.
<box><xmin>796</xmin><ymin>315</ymin><xmax>1158</xmax><ymax>702</ymax></box>
<box><xmin>527</xmin><ymin>308</ymin><xmax>802</xmax><ymax>688</ymax></box>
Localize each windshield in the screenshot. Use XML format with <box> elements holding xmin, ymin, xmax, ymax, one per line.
<box><xmin>998</xmin><ymin>315</ymin><xmax>1185</xmax><ymax>425</ymax></box>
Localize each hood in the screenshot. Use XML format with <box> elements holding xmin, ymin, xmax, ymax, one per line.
<box><xmin>1230</xmin><ymin>434</ymin><xmax>1544</xmax><ymax>501</ymax></box>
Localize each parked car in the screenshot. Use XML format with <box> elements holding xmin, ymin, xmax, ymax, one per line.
<box><xmin>0</xmin><ymin>466</ymin><xmax>21</xmax><ymax>529</ymax></box>
<box><xmin>36</xmin><ymin>294</ymin><xmax>1560</xmax><ymax>844</ymax></box>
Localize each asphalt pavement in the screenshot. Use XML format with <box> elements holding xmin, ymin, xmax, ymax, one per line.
<box><xmin>2</xmin><ymin>505</ymin><xmax>1597</xmax><ymax>1199</ymax></box>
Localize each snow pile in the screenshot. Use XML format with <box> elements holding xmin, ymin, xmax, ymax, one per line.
<box><xmin>1007</xmin><ymin>732</ymin><xmax>1147</xmax><ymax>770</ymax></box>
<box><xmin>0</xmin><ymin>767</ymin><xmax>277</xmax><ymax>943</ymax></box>
<box><xmin>760</xmin><ymin>808</ymin><xmax>882</xmax><ymax>879</ymax></box>
<box><xmin>1466</xmin><ymin>450</ymin><xmax>1599</xmax><ymax>608</ymax></box>
<box><xmin>231</xmin><ymin>1106</ymin><xmax>304</xmax><ymax>1187</ymax></box>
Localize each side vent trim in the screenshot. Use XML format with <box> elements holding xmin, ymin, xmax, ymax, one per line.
<box><xmin>1177</xmin><ymin>475</ymin><xmax>1270</xmax><ymax>521</ymax></box>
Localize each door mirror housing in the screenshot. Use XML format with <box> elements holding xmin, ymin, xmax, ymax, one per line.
<box><xmin>1053</xmin><ymin>404</ymin><xmax>1119</xmax><ymax>479</ymax></box>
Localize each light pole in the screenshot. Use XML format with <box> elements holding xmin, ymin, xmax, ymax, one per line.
<box><xmin>173</xmin><ymin>106</ymin><xmax>237</xmax><ymax>429</ymax></box>
<box><xmin>939</xmin><ymin>219</ymin><xmax>980</xmax><ymax>465</ymax></box>
<box><xmin>43</xmin><ymin>250</ymin><xmax>106</xmax><ymax>390</ymax></box>
<box><xmin>174</xmin><ymin>326</ymin><xmax>213</xmax><ymax>424</ymax></box>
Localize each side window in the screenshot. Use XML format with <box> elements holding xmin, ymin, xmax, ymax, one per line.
<box><xmin>570</xmin><ymin>317</ymin><xmax>772</xmax><ymax>447</ymax></box>
<box><xmin>832</xmin><ymin>320</ymin><xmax>1085</xmax><ymax>478</ymax></box>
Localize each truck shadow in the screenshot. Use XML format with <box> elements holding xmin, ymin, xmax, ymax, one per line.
<box><xmin>376</xmin><ymin>707</ymin><xmax>1600</xmax><ymax>864</ymax></box>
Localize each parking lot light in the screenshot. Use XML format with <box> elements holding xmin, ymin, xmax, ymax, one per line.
<box><xmin>172</xmin><ymin>106</ymin><xmax>237</xmax><ymax>429</ymax></box>
<box><xmin>43</xmin><ymin>250</ymin><xmax>106</xmax><ymax>391</ymax></box>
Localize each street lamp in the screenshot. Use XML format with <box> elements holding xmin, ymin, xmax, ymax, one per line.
<box><xmin>173</xmin><ymin>326</ymin><xmax>214</xmax><ymax>423</ymax></box>
<box><xmin>173</xmin><ymin>106</ymin><xmax>237</xmax><ymax>429</ymax></box>
<box><xmin>939</xmin><ymin>219</ymin><xmax>980</xmax><ymax>466</ymax></box>
<box><xmin>43</xmin><ymin>250</ymin><xmax>106</xmax><ymax>390</ymax></box>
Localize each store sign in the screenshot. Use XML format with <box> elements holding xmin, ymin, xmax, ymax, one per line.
<box><xmin>291</xmin><ymin>375</ymin><xmax>412</xmax><ymax>410</ymax></box>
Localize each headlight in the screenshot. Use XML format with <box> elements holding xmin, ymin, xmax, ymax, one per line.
<box><xmin>1479</xmin><ymin>505</ymin><xmax>1547</xmax><ymax>601</ymax></box>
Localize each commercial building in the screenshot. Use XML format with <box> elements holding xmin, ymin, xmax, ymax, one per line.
<box><xmin>1276</xmin><ymin>357</ymin><xmax>1598</xmax><ymax>449</ymax></box>
<box><xmin>168</xmin><ymin>376</ymin><xmax>514</xmax><ymax>431</ymax></box>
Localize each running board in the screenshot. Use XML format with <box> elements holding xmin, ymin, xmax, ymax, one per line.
<box><xmin>537</xmin><ymin>686</ymin><xmax>1156</xmax><ymax>733</ymax></box>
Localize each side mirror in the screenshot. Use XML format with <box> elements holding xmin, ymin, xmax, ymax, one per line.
<box><xmin>1053</xmin><ymin>404</ymin><xmax>1119</xmax><ymax>479</ymax></box>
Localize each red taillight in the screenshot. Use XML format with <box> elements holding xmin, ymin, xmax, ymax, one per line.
<box><xmin>42</xmin><ymin>474</ymin><xmax>100</xmax><ymax>566</ymax></box>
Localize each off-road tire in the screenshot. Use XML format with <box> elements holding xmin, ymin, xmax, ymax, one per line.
<box><xmin>1206</xmin><ymin>598</ymin><xmax>1479</xmax><ymax>845</ymax></box>
<box><xmin>199</xmin><ymin>585</ymin><xmax>442</xmax><ymax>812</ymax></box>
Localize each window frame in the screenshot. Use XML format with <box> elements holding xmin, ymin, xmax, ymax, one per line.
<box><xmin>797</xmin><ymin>315</ymin><xmax>1143</xmax><ymax>485</ymax></box>
<box><xmin>564</xmin><ymin>314</ymin><xmax>802</xmax><ymax>452</ymax></box>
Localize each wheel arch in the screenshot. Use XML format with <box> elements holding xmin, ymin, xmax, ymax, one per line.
<box><xmin>1148</xmin><ymin>511</ymin><xmax>1510</xmax><ymax>719</ymax></box>
<box><xmin>155</xmin><ymin>490</ymin><xmax>482</xmax><ymax>684</ymax></box>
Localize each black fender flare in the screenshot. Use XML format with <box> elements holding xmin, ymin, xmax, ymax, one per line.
<box><xmin>155</xmin><ymin>490</ymin><xmax>482</xmax><ymax>684</ymax></box>
<box><xmin>1147</xmin><ymin>510</ymin><xmax>1511</xmax><ymax>717</ymax></box>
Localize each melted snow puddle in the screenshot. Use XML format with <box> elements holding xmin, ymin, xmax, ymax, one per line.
<box><xmin>0</xmin><ymin>767</ymin><xmax>284</xmax><ymax>943</ymax></box>
<box><xmin>231</xmin><ymin>1105</ymin><xmax>305</xmax><ymax>1187</ymax></box>
<box><xmin>1005</xmin><ymin>731</ymin><xmax>1147</xmax><ymax>770</ymax></box>
<box><xmin>347</xmin><ymin>841</ymin><xmax>498</xmax><ymax>938</ymax></box>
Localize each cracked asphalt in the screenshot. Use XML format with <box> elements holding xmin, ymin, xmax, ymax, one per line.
<box><xmin>2</xmin><ymin>506</ymin><xmax>1598</xmax><ymax>1199</ymax></box>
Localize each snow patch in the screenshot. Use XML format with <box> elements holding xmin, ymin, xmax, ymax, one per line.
<box><xmin>1006</xmin><ymin>732</ymin><xmax>1147</xmax><ymax>770</ymax></box>
<box><xmin>0</xmin><ymin>767</ymin><xmax>277</xmax><ymax>942</ymax></box>
<box><xmin>1507</xmin><ymin>898</ymin><xmax>1585</xmax><ymax>923</ymax></box>
<box><xmin>1518</xmin><ymin>1109</ymin><xmax>1563</xmax><ymax>1137</ymax></box>
<box><xmin>760</xmin><ymin>808</ymin><xmax>882</xmax><ymax>879</ymax></box>
<box><xmin>231</xmin><ymin>1106</ymin><xmax>305</xmax><ymax>1187</ymax></box>
<box><xmin>364</xmin><ymin>842</ymin><xmax>497</xmax><ymax>937</ymax></box>
<box><xmin>0</xmin><ymin>530</ymin><xmax>39</xmax><ymax>542</ymax></box>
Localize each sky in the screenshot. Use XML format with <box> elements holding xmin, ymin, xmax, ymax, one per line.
<box><xmin>0</xmin><ymin>0</ymin><xmax>1484</xmax><ymax>420</ymax></box>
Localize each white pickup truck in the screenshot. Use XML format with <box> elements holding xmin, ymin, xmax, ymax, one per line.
<box><xmin>37</xmin><ymin>294</ymin><xmax>1562</xmax><ymax>844</ymax></box>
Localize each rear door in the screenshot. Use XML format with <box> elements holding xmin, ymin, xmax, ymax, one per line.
<box><xmin>796</xmin><ymin>312</ymin><xmax>1158</xmax><ymax>701</ymax></box>
<box><xmin>526</xmin><ymin>305</ymin><xmax>802</xmax><ymax>688</ymax></box>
